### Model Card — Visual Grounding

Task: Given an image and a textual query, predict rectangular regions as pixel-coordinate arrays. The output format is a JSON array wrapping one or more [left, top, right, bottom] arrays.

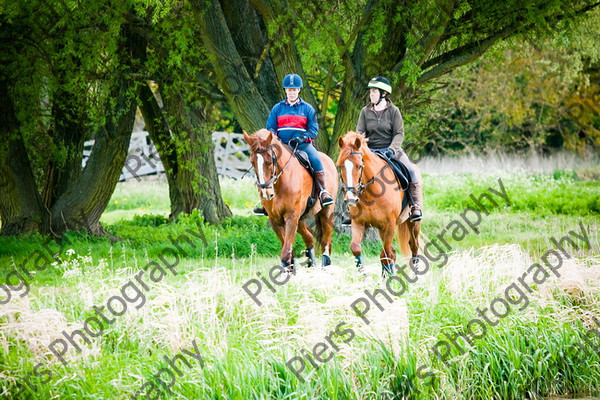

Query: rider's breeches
[[394, 152, 421, 183], [298, 142, 324, 172], [395, 152, 423, 210]]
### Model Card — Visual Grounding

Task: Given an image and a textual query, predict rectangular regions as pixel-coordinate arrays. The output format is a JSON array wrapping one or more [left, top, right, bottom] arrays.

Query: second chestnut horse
[[337, 131, 421, 277]]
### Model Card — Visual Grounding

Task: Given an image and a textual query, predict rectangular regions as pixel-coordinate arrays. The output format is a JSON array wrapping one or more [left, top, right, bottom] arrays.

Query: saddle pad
[[372, 149, 411, 190], [281, 144, 318, 219]]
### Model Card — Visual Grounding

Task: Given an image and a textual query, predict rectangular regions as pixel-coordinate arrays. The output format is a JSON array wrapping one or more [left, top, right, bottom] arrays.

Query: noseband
[[340, 150, 389, 198], [254, 144, 297, 191]]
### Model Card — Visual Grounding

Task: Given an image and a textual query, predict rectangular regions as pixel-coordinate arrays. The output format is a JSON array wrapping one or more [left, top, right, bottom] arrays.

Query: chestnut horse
[[244, 129, 338, 273], [337, 132, 421, 277]]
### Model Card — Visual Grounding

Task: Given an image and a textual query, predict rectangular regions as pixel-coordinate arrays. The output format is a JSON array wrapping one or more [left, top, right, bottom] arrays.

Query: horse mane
[[254, 128, 271, 140], [336, 131, 370, 166], [248, 128, 275, 152]]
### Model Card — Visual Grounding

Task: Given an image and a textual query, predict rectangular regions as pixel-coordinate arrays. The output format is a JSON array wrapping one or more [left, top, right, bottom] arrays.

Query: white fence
[[83, 131, 251, 181]]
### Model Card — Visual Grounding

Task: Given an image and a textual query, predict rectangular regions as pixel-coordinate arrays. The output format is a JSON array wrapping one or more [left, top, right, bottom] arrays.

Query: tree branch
[[417, 23, 520, 84]]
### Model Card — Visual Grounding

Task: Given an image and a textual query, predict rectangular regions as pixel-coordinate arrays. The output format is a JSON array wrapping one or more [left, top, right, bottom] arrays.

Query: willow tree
[[137, 3, 232, 223], [0, 0, 146, 236], [0, 0, 232, 235], [191, 0, 600, 156]]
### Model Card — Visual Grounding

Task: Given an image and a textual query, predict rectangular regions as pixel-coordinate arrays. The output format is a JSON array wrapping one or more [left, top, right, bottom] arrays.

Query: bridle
[[254, 144, 297, 192], [340, 150, 389, 198]]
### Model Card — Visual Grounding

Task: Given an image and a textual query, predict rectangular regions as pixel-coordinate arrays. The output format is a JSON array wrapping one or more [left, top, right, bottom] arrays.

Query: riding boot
[[408, 182, 423, 222], [253, 206, 268, 216], [253, 201, 268, 216], [314, 171, 334, 206]]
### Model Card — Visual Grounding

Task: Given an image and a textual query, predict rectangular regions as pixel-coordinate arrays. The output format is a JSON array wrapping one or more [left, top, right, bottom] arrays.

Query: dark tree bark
[[41, 56, 88, 210], [138, 84, 182, 218], [46, 22, 146, 235], [247, 0, 324, 146], [0, 78, 44, 235], [221, 0, 281, 108], [140, 83, 232, 223], [329, 0, 408, 157], [192, 0, 270, 132]]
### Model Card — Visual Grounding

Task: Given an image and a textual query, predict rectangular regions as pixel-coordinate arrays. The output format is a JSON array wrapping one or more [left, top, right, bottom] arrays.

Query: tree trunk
[[0, 78, 44, 235], [138, 84, 183, 218], [46, 22, 146, 235], [192, 0, 270, 132], [221, 0, 281, 108], [140, 83, 232, 223], [329, 0, 408, 157], [42, 66, 87, 209], [162, 87, 232, 223], [248, 0, 324, 146]]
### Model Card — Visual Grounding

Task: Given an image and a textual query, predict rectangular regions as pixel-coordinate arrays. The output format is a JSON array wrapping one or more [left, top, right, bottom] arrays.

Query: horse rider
[[254, 73, 334, 216], [342, 76, 423, 225]]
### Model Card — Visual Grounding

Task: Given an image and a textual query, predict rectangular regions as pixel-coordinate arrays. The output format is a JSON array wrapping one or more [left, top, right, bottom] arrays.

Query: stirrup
[[409, 205, 422, 222], [253, 206, 268, 216], [319, 191, 334, 206]]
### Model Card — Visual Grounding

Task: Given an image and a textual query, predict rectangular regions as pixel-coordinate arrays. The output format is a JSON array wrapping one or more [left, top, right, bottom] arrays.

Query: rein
[[340, 150, 390, 198]]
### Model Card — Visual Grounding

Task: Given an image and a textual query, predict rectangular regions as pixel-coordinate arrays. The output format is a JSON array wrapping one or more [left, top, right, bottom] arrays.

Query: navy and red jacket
[[266, 98, 318, 143]]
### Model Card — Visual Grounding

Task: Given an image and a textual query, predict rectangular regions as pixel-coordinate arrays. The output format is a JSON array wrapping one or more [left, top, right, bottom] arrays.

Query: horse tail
[[397, 221, 411, 259], [314, 213, 324, 253]]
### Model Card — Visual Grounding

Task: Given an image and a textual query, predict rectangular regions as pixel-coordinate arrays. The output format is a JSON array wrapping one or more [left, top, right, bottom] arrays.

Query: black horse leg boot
[[314, 171, 334, 206]]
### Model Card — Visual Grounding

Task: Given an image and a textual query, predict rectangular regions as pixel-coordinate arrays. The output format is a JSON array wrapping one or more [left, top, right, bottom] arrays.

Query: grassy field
[[1, 165, 599, 399]]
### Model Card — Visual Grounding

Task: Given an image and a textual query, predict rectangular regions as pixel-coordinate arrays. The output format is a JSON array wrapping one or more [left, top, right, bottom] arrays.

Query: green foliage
[[408, 8, 600, 156], [424, 173, 600, 216], [1, 170, 599, 398]]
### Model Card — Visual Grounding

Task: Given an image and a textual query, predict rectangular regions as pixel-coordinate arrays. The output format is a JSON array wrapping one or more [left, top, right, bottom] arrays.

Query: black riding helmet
[[367, 76, 392, 105]]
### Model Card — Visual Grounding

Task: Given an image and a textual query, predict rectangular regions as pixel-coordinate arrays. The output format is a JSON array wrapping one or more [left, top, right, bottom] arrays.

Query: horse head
[[336, 132, 370, 206], [243, 129, 282, 200]]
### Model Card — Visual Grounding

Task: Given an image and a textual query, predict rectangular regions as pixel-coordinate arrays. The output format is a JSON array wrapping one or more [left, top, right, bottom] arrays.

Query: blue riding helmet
[[283, 73, 303, 89]]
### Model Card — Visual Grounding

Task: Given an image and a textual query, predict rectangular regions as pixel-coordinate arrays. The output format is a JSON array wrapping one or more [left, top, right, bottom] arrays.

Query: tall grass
[[1, 246, 599, 399], [1, 169, 599, 399]]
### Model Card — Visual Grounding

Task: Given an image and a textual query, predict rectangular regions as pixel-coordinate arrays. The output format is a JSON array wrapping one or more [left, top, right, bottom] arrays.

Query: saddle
[[372, 148, 411, 211], [284, 145, 319, 220]]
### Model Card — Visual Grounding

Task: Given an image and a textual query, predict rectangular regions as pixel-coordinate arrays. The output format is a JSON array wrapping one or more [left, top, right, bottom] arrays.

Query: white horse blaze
[[256, 154, 268, 198], [344, 159, 358, 202]]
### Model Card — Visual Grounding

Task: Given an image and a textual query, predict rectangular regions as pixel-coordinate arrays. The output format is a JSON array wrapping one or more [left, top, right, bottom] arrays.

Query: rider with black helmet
[[342, 76, 423, 223]]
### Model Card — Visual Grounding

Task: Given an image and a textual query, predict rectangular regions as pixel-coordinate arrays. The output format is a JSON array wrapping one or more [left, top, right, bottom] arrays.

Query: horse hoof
[[322, 254, 331, 267], [381, 264, 394, 278], [410, 256, 421, 270], [356, 263, 366, 277], [284, 264, 296, 275], [305, 248, 317, 268]]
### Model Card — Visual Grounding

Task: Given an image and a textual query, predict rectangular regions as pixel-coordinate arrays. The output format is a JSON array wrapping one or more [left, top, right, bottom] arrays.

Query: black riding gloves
[[289, 133, 310, 147]]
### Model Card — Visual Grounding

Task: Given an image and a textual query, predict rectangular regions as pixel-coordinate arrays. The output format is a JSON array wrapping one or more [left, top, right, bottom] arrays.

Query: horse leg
[[351, 222, 366, 275], [378, 225, 397, 278], [297, 220, 317, 268], [280, 216, 299, 274], [407, 220, 422, 269], [271, 222, 285, 245], [316, 207, 335, 267]]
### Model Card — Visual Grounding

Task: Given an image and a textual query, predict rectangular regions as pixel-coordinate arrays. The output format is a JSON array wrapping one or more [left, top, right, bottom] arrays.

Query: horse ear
[[338, 137, 345, 149], [266, 130, 274, 145], [354, 137, 361, 150], [242, 130, 252, 144]]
